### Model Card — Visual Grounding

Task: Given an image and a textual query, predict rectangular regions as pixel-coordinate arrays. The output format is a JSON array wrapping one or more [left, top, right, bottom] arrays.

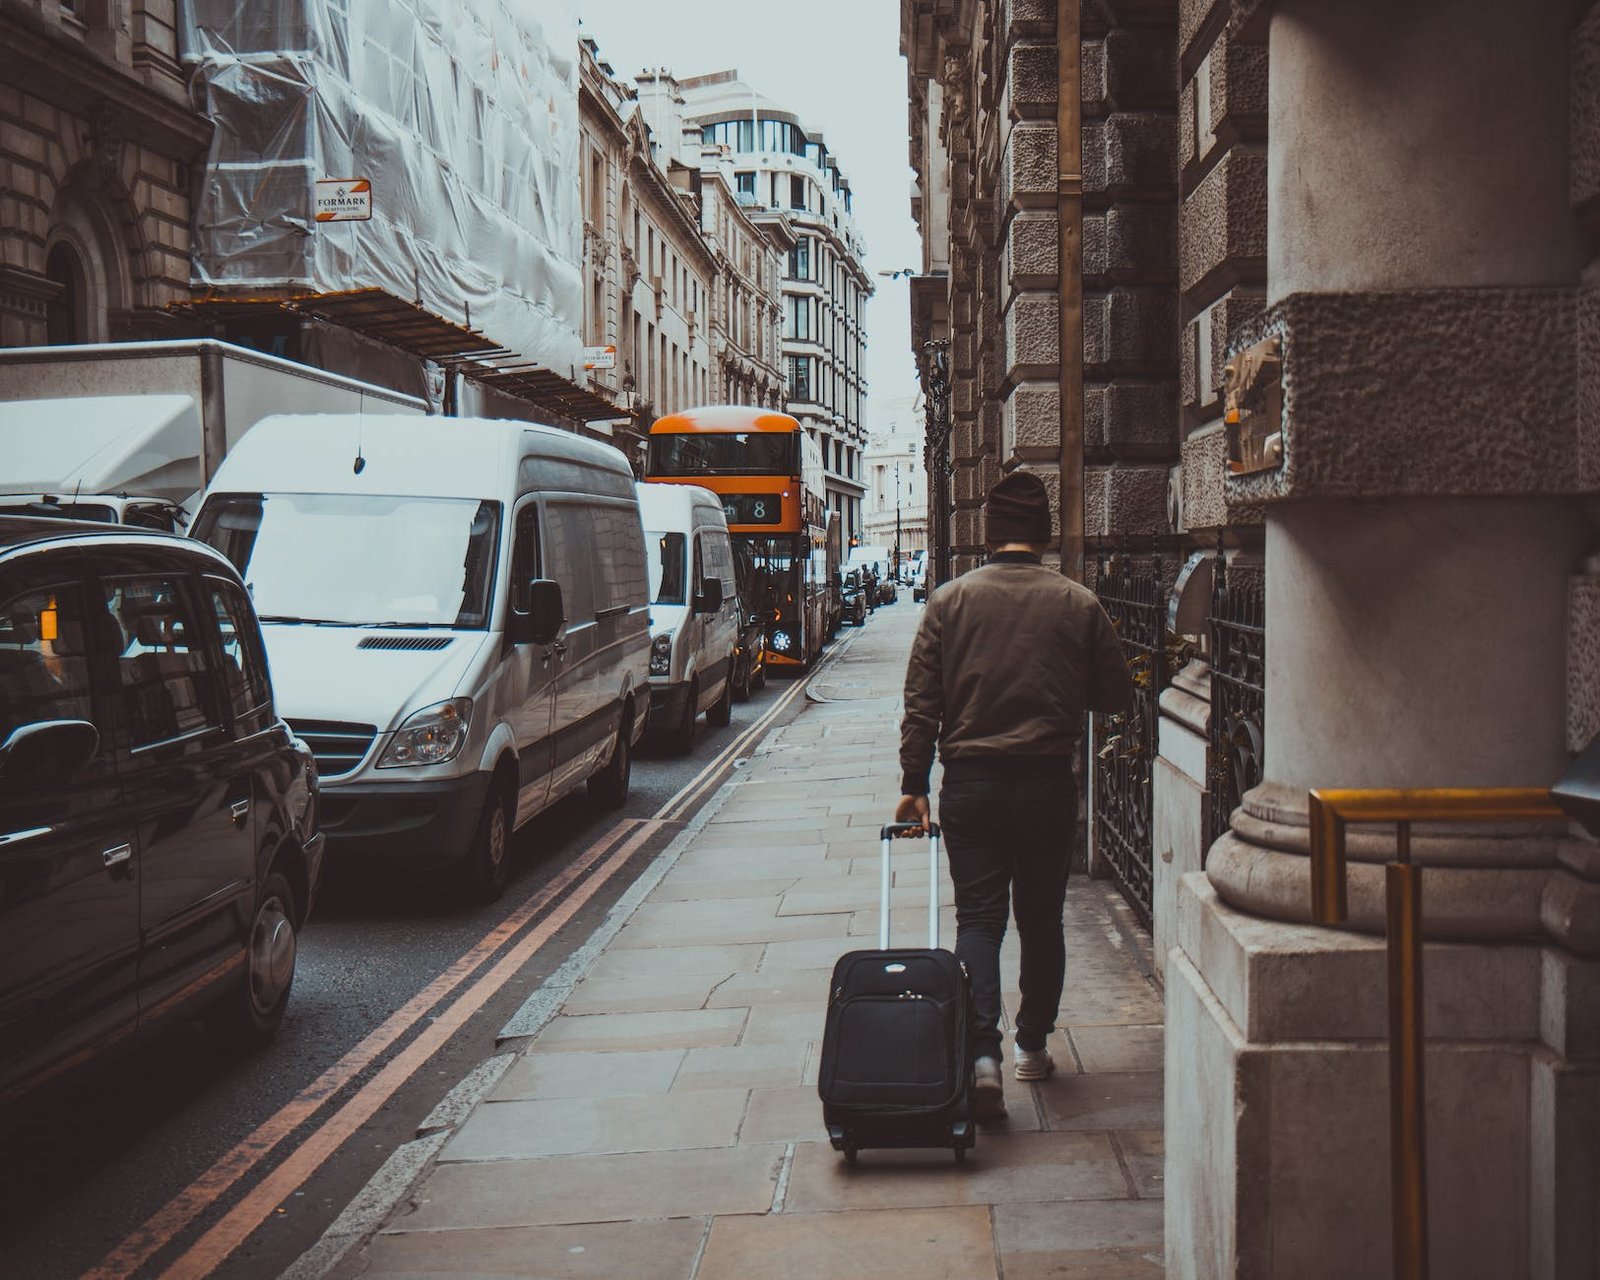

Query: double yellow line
[[93, 624, 862, 1278]]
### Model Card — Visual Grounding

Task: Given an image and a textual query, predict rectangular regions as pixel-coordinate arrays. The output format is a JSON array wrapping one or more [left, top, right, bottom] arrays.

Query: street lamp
[[893, 458, 902, 577]]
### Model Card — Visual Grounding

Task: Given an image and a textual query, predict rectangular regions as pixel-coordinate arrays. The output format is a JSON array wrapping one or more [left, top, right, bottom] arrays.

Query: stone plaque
[[1223, 335, 1283, 475]]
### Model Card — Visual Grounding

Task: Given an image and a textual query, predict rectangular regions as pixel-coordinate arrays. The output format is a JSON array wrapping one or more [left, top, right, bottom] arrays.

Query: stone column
[[1165, 2, 1600, 1278]]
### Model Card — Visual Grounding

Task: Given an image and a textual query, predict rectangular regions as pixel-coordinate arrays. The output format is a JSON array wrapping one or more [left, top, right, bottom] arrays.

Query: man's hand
[[894, 793, 931, 833]]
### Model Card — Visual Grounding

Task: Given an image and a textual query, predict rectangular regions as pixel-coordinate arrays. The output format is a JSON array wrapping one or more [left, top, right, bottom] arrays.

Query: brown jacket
[[899, 553, 1134, 795]]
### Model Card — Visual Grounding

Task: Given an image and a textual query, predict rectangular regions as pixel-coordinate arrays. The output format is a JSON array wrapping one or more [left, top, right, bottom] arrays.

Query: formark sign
[[314, 178, 372, 223]]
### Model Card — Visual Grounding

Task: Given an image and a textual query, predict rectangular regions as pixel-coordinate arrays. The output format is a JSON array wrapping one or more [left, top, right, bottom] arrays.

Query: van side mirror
[[695, 577, 723, 614], [0, 720, 99, 780], [512, 579, 565, 646]]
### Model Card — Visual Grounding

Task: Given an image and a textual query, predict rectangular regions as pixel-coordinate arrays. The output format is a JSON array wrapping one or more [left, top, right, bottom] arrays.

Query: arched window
[[45, 243, 88, 345]]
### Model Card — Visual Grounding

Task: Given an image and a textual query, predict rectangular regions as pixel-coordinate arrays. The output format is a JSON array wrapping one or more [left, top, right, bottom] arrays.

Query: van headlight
[[378, 697, 473, 768], [650, 633, 672, 676]]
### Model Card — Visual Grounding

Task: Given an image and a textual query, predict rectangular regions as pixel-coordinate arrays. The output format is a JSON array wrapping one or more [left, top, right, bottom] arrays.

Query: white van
[[192, 415, 651, 900], [636, 482, 739, 754], [847, 543, 895, 604]]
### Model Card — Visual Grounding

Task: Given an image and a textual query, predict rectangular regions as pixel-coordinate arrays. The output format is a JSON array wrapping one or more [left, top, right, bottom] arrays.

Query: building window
[[758, 119, 806, 155], [735, 171, 755, 203], [788, 236, 810, 281], [788, 355, 812, 403], [784, 295, 812, 342], [790, 175, 806, 211], [703, 120, 755, 152]]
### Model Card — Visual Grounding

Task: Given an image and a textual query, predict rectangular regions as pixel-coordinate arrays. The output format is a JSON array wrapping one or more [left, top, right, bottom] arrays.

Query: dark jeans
[[939, 773, 1076, 1061]]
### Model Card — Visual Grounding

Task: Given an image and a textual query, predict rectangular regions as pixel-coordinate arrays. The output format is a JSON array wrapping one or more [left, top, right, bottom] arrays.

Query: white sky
[[577, 0, 924, 438]]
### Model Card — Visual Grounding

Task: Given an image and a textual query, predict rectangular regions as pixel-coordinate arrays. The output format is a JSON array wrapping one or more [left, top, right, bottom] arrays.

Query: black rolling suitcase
[[817, 821, 975, 1162]]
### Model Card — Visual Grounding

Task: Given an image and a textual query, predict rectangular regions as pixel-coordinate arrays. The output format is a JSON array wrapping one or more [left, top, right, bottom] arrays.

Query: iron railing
[[1207, 545, 1265, 852], [1089, 549, 1168, 926]]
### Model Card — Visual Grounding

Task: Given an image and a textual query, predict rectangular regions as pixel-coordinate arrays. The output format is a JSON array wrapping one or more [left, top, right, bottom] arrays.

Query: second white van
[[637, 482, 740, 755], [193, 415, 651, 900]]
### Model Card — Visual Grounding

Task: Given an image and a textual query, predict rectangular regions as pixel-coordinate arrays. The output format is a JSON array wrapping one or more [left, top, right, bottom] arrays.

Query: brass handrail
[[1306, 787, 1568, 1280]]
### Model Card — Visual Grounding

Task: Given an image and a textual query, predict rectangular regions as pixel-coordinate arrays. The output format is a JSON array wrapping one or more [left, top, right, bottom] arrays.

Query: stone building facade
[[580, 44, 724, 464], [906, 0, 1600, 1276], [681, 151, 789, 415], [861, 395, 929, 559], [641, 69, 873, 541], [0, 0, 210, 347]]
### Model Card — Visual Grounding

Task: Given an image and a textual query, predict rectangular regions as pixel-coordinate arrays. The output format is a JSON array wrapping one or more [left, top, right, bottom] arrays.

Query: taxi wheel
[[208, 869, 298, 1049]]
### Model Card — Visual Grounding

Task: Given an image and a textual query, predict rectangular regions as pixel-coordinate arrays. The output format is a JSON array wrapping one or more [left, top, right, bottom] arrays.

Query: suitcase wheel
[[843, 1145, 859, 1164]]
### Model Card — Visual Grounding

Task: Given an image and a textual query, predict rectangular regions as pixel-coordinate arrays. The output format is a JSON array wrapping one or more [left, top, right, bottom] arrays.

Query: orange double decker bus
[[645, 405, 832, 673]]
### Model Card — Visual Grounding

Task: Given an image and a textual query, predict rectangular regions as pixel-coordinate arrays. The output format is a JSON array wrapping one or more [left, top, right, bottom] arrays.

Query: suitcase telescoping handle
[[878, 822, 943, 951]]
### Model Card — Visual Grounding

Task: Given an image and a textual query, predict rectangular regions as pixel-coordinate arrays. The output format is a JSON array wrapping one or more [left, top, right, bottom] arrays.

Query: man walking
[[896, 471, 1133, 1120]]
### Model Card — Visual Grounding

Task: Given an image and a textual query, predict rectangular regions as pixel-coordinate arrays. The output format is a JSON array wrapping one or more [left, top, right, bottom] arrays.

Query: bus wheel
[[667, 679, 698, 756]]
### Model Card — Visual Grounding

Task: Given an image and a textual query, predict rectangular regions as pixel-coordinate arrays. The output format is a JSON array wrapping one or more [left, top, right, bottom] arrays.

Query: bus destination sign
[[721, 494, 783, 525]]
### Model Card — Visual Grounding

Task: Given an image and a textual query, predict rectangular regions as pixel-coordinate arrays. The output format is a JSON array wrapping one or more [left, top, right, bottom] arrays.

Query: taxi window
[[206, 577, 273, 734], [0, 585, 94, 744], [101, 576, 220, 750]]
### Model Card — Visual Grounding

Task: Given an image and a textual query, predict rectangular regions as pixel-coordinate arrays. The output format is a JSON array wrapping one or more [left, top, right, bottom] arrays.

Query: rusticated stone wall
[[1175, 0, 1266, 538], [1081, 2, 1178, 549], [0, 0, 206, 346]]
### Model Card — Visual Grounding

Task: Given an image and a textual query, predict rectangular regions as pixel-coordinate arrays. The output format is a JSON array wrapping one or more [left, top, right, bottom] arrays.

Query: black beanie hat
[[984, 471, 1052, 545]]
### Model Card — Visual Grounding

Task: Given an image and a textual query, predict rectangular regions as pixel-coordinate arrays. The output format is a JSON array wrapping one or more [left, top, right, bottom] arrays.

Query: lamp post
[[920, 339, 952, 586], [894, 458, 902, 578]]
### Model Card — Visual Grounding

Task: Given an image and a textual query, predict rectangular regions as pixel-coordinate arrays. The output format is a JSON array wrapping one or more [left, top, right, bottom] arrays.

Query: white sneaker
[[974, 1055, 1006, 1120], [1014, 1047, 1055, 1081]]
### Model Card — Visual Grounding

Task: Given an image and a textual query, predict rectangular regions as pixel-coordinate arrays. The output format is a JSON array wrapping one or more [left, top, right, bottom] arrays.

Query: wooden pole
[[1057, 0, 1084, 582]]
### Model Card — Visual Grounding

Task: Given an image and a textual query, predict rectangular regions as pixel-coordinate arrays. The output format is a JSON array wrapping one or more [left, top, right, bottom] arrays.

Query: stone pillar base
[[1165, 873, 1600, 1280]]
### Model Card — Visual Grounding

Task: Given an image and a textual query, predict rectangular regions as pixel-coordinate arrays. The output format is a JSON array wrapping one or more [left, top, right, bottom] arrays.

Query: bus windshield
[[648, 431, 798, 477]]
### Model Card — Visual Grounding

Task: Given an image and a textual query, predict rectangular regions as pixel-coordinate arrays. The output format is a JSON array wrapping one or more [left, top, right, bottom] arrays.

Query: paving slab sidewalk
[[336, 602, 1166, 1280]]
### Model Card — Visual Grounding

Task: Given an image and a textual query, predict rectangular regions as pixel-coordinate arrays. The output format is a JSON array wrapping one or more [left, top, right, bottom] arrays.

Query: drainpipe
[[1057, 0, 1084, 582]]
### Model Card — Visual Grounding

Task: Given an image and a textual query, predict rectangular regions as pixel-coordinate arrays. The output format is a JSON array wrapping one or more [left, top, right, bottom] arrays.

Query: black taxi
[[0, 517, 322, 1110]]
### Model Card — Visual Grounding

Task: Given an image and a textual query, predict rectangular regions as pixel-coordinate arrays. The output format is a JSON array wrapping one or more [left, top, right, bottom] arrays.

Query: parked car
[[192, 415, 650, 901], [912, 561, 929, 603], [637, 482, 739, 754], [0, 517, 322, 1114], [729, 539, 767, 702], [840, 568, 870, 626]]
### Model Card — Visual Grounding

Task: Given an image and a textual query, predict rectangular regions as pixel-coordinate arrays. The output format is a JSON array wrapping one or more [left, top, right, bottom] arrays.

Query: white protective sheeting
[[181, 0, 583, 379], [0, 395, 203, 506]]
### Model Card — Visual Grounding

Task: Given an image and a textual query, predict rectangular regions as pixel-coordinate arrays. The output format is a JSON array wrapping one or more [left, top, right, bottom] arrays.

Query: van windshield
[[193, 493, 501, 629], [645, 531, 687, 605]]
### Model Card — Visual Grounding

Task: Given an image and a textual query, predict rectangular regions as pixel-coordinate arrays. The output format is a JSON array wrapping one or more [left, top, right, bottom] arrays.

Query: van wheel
[[666, 679, 698, 756], [207, 869, 298, 1050], [462, 782, 513, 902], [752, 660, 766, 692], [589, 709, 632, 809], [706, 667, 733, 727], [733, 654, 752, 702]]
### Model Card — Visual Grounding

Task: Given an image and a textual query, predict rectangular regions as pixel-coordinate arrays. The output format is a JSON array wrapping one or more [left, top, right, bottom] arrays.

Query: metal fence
[[1206, 552, 1266, 852], [1089, 551, 1168, 927]]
